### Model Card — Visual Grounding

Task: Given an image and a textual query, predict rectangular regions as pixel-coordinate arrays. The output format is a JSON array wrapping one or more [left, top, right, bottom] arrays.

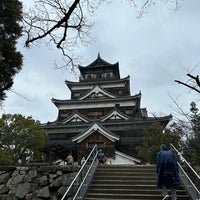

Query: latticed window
[[125, 110, 134, 114], [85, 73, 96, 79], [88, 111, 103, 118], [73, 93, 80, 97], [102, 72, 113, 79]]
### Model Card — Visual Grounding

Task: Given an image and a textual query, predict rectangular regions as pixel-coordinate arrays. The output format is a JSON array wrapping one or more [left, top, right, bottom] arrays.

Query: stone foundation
[[0, 164, 79, 200]]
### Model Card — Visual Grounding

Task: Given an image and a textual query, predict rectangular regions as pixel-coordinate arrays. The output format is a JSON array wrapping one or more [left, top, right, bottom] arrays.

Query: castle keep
[[42, 55, 171, 162]]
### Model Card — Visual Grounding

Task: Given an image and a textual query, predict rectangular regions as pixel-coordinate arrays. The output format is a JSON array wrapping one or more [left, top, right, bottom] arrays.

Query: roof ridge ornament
[[97, 52, 101, 59]]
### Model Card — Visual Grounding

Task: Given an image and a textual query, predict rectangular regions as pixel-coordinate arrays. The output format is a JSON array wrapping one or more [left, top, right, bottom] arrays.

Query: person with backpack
[[97, 149, 105, 164], [156, 144, 180, 200]]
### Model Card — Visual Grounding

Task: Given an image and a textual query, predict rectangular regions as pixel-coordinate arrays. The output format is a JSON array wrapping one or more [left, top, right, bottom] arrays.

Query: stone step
[[96, 166, 156, 172], [85, 197, 188, 200], [99, 165, 156, 168], [85, 165, 190, 200], [85, 193, 189, 199], [93, 175, 157, 180], [91, 179, 157, 185], [95, 171, 157, 176], [87, 188, 188, 195], [88, 183, 185, 190]]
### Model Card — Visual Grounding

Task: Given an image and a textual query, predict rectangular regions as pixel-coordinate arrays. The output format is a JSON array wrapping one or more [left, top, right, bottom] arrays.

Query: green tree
[[0, 114, 47, 165], [0, 0, 23, 101], [137, 122, 181, 164], [183, 102, 200, 165]]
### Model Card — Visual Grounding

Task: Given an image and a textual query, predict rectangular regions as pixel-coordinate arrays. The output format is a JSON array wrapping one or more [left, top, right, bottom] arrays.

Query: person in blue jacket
[[156, 144, 180, 200], [97, 149, 105, 164]]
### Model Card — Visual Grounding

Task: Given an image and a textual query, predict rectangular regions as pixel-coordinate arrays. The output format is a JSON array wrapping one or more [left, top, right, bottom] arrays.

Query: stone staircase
[[84, 165, 190, 200]]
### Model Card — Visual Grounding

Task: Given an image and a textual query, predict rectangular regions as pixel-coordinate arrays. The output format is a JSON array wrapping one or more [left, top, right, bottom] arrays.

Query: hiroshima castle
[[42, 54, 171, 163]]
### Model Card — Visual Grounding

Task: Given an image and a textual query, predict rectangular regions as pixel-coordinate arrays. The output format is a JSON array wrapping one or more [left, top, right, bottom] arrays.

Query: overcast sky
[[1, 0, 200, 123]]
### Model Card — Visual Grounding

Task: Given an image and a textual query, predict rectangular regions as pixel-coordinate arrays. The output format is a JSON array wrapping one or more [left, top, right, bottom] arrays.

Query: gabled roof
[[62, 111, 89, 124], [79, 85, 116, 100], [72, 122, 120, 143], [79, 53, 118, 69], [101, 107, 131, 122]]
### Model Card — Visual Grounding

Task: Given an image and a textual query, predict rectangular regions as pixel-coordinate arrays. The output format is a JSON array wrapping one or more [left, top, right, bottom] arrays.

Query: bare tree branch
[[22, 0, 184, 70], [22, 0, 103, 70], [175, 73, 200, 94], [130, 0, 184, 18], [187, 74, 200, 87], [168, 93, 191, 123], [25, 0, 80, 47]]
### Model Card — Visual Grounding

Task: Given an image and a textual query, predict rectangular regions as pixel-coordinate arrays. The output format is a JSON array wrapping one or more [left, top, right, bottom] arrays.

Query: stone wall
[[0, 164, 79, 200]]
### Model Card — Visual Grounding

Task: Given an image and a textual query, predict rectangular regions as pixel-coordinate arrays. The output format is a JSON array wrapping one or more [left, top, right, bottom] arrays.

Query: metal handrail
[[170, 143, 200, 180], [73, 151, 98, 199], [170, 143, 200, 200], [61, 145, 98, 200]]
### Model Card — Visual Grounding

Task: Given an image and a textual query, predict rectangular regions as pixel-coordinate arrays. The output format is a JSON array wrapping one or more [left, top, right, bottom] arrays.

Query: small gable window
[[74, 93, 80, 97], [86, 73, 96, 79], [102, 72, 113, 79]]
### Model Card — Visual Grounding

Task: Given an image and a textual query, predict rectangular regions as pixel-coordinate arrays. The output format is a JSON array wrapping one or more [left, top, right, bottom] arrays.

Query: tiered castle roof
[[42, 54, 172, 159]]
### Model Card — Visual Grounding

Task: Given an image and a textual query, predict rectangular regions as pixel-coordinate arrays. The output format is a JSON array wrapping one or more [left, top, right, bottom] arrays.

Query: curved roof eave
[[78, 54, 118, 69], [65, 75, 130, 90], [51, 92, 141, 107], [78, 62, 119, 70], [150, 114, 173, 122], [42, 114, 172, 128]]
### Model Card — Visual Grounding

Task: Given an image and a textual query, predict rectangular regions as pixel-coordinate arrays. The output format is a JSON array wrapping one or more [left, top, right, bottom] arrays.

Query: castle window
[[125, 110, 133, 114], [118, 90, 123, 95], [102, 73, 107, 78], [102, 72, 113, 79], [60, 111, 69, 118], [88, 111, 103, 117], [86, 73, 96, 79], [74, 93, 80, 97], [106, 72, 113, 78], [86, 74, 91, 79]]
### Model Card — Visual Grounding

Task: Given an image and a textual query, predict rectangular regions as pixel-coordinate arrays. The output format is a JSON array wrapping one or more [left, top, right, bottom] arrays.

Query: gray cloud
[[1, 0, 200, 122]]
